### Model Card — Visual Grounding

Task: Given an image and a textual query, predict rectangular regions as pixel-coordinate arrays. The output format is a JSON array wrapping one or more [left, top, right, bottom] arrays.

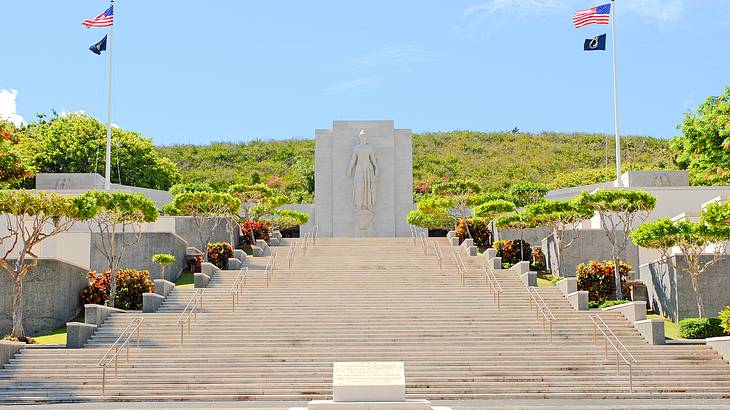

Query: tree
[[494, 211, 539, 263], [0, 191, 97, 339], [524, 200, 594, 276], [432, 181, 481, 238], [168, 192, 240, 260], [228, 183, 274, 221], [270, 209, 309, 231], [169, 182, 214, 196], [15, 113, 181, 190], [0, 140, 33, 187], [574, 190, 656, 299], [508, 182, 548, 207], [632, 205, 730, 317], [81, 191, 159, 308], [152, 253, 176, 281], [407, 196, 455, 231], [671, 86, 730, 185]]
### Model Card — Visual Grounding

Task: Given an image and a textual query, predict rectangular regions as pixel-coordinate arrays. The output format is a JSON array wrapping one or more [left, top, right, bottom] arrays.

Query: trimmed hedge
[[679, 318, 725, 339]]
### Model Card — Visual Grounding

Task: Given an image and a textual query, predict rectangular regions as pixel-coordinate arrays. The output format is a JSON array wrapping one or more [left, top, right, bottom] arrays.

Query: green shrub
[[576, 260, 631, 302], [207, 242, 233, 270], [719, 306, 730, 334], [599, 299, 631, 309], [80, 269, 154, 310], [501, 262, 513, 269], [679, 318, 725, 339]]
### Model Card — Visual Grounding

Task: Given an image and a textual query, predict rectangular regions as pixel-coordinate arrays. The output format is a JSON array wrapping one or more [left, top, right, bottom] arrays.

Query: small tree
[[0, 191, 97, 339], [152, 253, 176, 281], [524, 200, 594, 276], [509, 182, 548, 207], [575, 190, 656, 299], [432, 181, 481, 238], [407, 196, 455, 231], [494, 211, 539, 263], [81, 191, 159, 308], [228, 183, 275, 241], [169, 192, 240, 261], [270, 208, 309, 232], [632, 208, 730, 317]]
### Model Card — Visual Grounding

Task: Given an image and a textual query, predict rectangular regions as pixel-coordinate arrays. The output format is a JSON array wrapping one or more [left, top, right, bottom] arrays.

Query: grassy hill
[[156, 131, 677, 203]]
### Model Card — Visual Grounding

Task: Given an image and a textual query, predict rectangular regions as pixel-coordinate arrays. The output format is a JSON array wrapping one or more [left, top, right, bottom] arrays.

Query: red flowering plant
[[240, 220, 271, 244], [207, 242, 233, 270], [576, 261, 632, 302], [80, 269, 154, 310]]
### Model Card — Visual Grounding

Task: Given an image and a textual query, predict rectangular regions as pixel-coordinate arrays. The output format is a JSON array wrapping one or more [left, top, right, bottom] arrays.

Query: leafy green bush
[[599, 299, 631, 309], [679, 318, 725, 339], [207, 242, 233, 270], [80, 269, 154, 310], [501, 263, 513, 269], [576, 260, 631, 302], [719, 306, 730, 334]]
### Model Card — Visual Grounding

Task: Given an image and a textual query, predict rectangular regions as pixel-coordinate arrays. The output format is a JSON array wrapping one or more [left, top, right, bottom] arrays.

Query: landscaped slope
[[156, 131, 677, 201]]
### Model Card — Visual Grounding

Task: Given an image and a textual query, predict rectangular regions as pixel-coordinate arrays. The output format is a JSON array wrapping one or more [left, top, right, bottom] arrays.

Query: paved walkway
[[11, 399, 730, 409]]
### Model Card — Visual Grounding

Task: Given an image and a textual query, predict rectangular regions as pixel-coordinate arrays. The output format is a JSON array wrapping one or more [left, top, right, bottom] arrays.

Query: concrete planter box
[[706, 336, 730, 364], [601, 301, 647, 323], [0, 340, 25, 368]]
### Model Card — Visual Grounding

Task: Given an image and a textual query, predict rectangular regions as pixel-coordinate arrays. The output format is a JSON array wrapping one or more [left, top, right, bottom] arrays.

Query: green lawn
[[648, 314, 683, 340], [537, 271, 561, 287], [32, 314, 84, 345], [175, 271, 194, 288]]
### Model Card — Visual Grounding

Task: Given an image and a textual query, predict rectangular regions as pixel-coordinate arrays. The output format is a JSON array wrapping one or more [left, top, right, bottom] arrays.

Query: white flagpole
[[104, 0, 114, 190], [611, 0, 621, 185]]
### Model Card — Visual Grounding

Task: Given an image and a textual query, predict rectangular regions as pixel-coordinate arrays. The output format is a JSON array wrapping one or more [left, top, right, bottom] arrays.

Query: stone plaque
[[332, 361, 406, 402]]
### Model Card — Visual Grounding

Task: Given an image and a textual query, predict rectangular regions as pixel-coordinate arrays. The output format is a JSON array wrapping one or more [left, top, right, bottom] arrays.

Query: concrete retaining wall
[[89, 232, 187, 282], [542, 230, 639, 277], [640, 255, 730, 322], [495, 226, 552, 249], [0, 259, 88, 337], [174, 216, 239, 252]]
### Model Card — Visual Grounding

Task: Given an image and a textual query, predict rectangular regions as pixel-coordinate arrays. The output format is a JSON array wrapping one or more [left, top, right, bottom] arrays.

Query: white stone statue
[[346, 130, 379, 212]]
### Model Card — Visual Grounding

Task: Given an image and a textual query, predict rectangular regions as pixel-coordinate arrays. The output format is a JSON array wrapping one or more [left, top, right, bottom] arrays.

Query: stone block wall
[[174, 216, 239, 251], [640, 255, 730, 322], [90, 232, 187, 282], [542, 229, 639, 277], [0, 259, 88, 337]]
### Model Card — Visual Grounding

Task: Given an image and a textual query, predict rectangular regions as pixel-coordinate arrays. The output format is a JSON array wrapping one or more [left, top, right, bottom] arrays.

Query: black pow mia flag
[[584, 33, 607, 51]]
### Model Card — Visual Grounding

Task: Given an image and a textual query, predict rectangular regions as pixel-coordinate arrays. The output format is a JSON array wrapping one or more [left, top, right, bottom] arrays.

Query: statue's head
[[358, 129, 368, 144]]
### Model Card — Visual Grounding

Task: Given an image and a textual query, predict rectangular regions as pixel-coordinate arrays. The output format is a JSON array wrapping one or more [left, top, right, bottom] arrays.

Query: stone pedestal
[[291, 362, 449, 410], [314, 121, 413, 237]]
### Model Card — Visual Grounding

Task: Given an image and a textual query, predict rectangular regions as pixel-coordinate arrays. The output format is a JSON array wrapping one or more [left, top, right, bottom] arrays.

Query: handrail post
[[180, 323, 184, 347], [549, 321, 553, 344], [102, 367, 106, 397], [629, 365, 634, 394], [136, 324, 140, 349]]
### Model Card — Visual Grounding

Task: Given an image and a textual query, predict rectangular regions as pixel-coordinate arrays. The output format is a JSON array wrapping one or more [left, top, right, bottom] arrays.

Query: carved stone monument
[[291, 362, 449, 410], [314, 121, 413, 237]]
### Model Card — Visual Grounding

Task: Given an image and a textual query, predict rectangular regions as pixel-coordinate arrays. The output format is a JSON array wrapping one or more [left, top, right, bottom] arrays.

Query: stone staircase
[[1, 237, 729, 403]]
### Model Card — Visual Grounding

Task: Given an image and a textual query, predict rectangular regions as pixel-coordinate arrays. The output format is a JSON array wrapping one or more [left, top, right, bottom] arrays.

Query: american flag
[[82, 5, 114, 28], [573, 3, 611, 28]]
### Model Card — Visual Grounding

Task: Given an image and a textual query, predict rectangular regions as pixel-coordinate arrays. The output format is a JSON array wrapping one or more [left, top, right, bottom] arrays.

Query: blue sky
[[1, 1, 729, 145]]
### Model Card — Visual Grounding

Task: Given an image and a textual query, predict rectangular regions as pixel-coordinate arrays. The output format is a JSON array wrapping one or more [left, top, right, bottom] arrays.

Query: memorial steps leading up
[[1, 238, 730, 403]]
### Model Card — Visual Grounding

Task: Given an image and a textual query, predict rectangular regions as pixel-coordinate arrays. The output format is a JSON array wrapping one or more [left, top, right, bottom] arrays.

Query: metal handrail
[[420, 232, 429, 255], [263, 255, 275, 288], [97, 316, 144, 397], [482, 266, 503, 310], [301, 232, 311, 255], [527, 286, 556, 343], [312, 225, 319, 246], [287, 245, 295, 270], [452, 250, 466, 286], [177, 288, 204, 347], [590, 314, 638, 393], [431, 240, 443, 270], [410, 225, 417, 247], [229, 267, 249, 312]]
